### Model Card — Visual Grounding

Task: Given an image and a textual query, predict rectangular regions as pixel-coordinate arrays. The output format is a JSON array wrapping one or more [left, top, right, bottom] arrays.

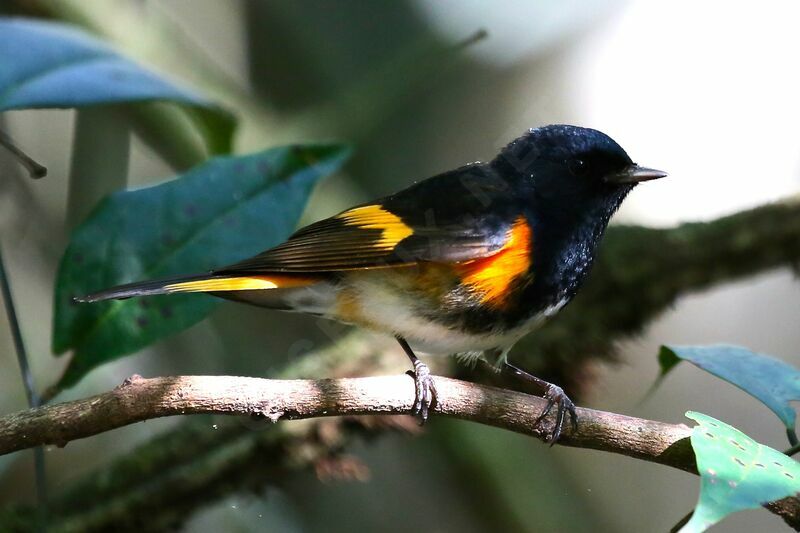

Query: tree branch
[[1, 373, 798, 530], [0, 374, 694, 468]]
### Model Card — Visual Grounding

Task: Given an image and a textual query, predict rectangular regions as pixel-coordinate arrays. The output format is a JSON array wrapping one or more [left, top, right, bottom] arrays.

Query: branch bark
[[1, 373, 799, 530], [0, 374, 695, 470]]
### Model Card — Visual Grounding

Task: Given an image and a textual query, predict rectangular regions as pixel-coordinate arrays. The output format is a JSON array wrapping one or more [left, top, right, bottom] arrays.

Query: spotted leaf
[[681, 411, 800, 532]]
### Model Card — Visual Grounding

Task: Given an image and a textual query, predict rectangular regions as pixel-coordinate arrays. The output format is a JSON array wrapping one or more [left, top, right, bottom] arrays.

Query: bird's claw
[[533, 383, 578, 445], [407, 360, 437, 424]]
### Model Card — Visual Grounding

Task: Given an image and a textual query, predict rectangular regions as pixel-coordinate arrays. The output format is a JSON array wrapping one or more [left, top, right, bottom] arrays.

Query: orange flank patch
[[455, 216, 532, 307], [164, 275, 317, 293], [336, 205, 413, 249]]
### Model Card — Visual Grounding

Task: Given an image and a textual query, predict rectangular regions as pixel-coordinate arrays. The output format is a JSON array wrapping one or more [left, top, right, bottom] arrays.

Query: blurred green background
[[1, 1, 799, 531]]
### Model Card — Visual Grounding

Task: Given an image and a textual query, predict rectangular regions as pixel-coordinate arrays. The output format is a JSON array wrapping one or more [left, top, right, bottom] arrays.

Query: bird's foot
[[406, 360, 437, 424], [534, 383, 578, 445], [500, 362, 578, 445]]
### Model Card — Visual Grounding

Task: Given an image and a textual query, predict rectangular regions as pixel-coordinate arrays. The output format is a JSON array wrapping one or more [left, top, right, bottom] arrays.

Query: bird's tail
[[75, 273, 318, 303]]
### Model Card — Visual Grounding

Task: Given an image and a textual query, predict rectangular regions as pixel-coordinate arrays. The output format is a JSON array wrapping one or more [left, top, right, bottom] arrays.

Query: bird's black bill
[[605, 165, 667, 184]]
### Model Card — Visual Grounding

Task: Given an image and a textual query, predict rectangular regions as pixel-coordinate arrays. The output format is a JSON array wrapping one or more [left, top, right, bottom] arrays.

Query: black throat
[[520, 183, 634, 315]]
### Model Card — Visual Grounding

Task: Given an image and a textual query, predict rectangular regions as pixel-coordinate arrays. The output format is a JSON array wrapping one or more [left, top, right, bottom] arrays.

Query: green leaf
[[52, 145, 350, 392], [681, 411, 800, 532], [658, 345, 800, 443], [0, 17, 235, 155]]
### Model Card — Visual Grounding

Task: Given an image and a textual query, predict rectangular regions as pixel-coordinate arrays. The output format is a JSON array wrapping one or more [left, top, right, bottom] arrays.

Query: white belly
[[325, 275, 548, 357]]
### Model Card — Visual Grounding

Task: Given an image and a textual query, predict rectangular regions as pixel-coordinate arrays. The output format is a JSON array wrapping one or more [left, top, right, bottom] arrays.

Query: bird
[[77, 124, 666, 443]]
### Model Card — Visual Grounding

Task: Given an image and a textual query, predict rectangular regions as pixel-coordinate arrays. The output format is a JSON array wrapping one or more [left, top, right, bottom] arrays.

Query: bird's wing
[[218, 164, 524, 274], [77, 164, 531, 302]]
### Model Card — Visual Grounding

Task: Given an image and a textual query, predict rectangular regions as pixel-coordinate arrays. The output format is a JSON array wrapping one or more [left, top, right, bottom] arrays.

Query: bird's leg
[[395, 336, 437, 424], [502, 361, 578, 445]]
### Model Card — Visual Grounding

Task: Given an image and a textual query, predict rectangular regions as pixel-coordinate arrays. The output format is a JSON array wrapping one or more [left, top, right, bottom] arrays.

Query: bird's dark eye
[[567, 158, 589, 177]]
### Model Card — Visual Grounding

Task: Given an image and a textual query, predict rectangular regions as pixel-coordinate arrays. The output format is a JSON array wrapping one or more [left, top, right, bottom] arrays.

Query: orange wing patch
[[164, 275, 317, 293], [455, 216, 532, 307], [337, 205, 413, 249]]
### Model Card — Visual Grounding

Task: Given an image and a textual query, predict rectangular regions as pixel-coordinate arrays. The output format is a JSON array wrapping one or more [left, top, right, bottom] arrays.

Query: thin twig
[[0, 244, 47, 529], [0, 130, 47, 179], [454, 28, 488, 50], [0, 247, 39, 408]]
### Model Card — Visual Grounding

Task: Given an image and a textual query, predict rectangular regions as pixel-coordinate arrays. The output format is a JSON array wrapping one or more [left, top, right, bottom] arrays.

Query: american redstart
[[78, 124, 666, 442]]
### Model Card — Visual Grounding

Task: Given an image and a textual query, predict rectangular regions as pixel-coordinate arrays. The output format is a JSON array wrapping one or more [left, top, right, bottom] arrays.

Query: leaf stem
[[0, 130, 47, 179], [670, 510, 693, 533], [783, 441, 800, 457], [787, 428, 799, 448], [0, 243, 48, 530]]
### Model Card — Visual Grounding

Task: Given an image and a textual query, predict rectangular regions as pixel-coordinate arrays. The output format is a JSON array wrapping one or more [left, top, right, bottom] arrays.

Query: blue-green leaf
[[52, 145, 350, 392], [0, 17, 235, 154], [659, 345, 800, 442], [681, 411, 800, 532]]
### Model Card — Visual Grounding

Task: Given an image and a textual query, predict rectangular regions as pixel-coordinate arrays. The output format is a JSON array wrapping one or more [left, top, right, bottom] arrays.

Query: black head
[[488, 125, 666, 317], [492, 124, 666, 220]]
